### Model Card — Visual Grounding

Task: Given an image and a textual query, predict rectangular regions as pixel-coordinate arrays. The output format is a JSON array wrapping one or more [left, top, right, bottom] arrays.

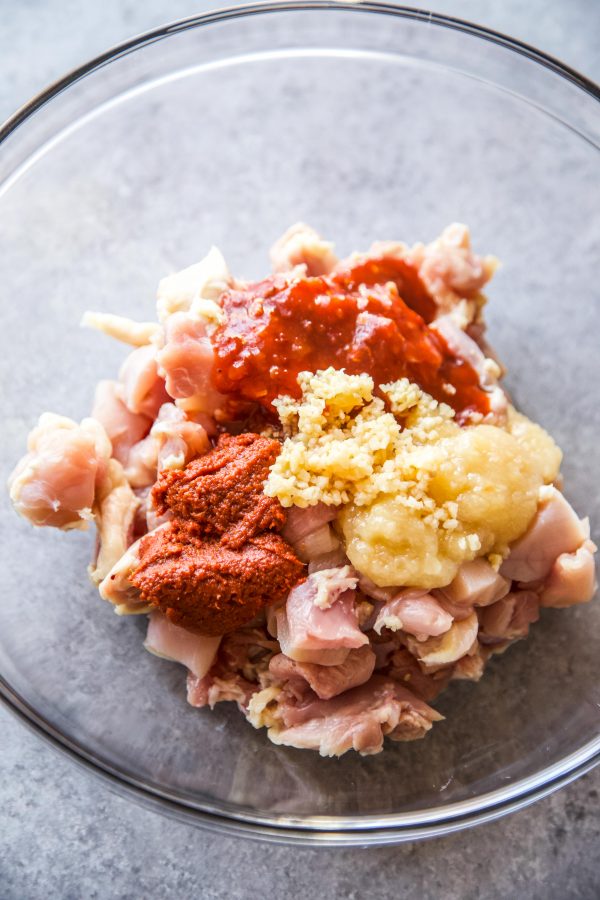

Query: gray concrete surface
[[1, 2, 599, 898]]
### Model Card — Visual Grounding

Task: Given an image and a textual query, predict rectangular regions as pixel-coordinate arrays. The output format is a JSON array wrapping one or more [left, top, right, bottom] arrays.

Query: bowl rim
[[3, 672, 600, 846], [1, 0, 599, 845], [1, 0, 599, 145]]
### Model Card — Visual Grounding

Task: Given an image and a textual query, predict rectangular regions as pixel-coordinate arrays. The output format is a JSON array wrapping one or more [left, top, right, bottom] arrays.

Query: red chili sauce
[[211, 257, 490, 421]]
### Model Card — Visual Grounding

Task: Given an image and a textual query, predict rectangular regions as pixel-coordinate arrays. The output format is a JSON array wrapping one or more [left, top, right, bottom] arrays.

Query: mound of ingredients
[[8, 222, 597, 757]]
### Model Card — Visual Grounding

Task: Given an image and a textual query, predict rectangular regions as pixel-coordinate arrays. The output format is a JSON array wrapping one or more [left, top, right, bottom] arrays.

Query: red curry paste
[[131, 434, 304, 634]]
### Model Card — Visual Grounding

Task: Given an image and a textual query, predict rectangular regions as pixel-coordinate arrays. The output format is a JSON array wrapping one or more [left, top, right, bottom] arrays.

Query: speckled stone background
[[1, 2, 599, 898]]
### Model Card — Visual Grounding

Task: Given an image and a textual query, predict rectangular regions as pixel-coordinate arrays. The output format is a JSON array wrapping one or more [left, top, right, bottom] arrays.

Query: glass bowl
[[1, 2, 599, 846]]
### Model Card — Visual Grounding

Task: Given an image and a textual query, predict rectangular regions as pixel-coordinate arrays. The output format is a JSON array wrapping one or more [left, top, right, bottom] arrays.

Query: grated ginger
[[265, 367, 562, 589]]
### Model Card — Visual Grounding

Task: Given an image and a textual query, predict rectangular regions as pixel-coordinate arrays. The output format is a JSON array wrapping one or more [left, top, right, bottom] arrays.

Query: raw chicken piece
[[273, 572, 368, 664], [466, 321, 506, 375], [98, 528, 170, 614], [218, 627, 280, 679], [281, 502, 338, 544], [90, 462, 139, 584], [123, 434, 158, 489], [151, 402, 211, 471], [478, 591, 539, 641], [81, 311, 160, 346], [310, 566, 358, 610], [269, 645, 376, 700], [281, 500, 340, 566], [308, 547, 349, 574], [123, 403, 212, 490], [156, 246, 230, 321], [407, 223, 497, 313], [119, 345, 169, 419], [144, 494, 172, 533], [431, 313, 507, 422], [357, 573, 397, 603], [92, 380, 151, 467], [292, 524, 340, 563], [501, 487, 589, 583], [187, 626, 278, 710], [432, 313, 490, 377], [438, 559, 510, 608], [248, 676, 442, 756], [373, 590, 453, 639], [187, 671, 256, 710], [539, 541, 597, 608], [270, 223, 338, 276], [369, 635, 398, 671], [385, 647, 453, 702], [145, 611, 221, 679], [132, 486, 151, 539], [156, 312, 227, 414], [434, 594, 475, 622], [450, 644, 488, 681], [8, 413, 111, 530], [407, 612, 479, 666]]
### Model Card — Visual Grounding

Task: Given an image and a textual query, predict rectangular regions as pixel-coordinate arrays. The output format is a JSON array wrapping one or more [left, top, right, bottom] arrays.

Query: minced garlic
[[266, 367, 562, 589], [265, 369, 456, 509]]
